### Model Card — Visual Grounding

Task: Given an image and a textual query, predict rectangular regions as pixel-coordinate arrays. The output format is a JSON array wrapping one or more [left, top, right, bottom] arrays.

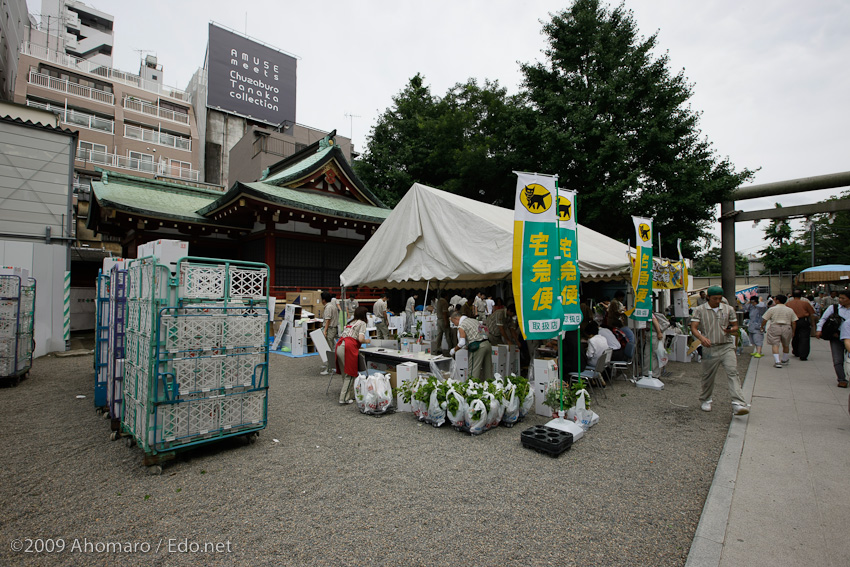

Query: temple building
[[87, 131, 390, 292]]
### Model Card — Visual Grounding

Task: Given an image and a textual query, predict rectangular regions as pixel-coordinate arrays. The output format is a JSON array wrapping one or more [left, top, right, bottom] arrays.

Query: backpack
[[612, 327, 629, 350], [820, 305, 844, 340]]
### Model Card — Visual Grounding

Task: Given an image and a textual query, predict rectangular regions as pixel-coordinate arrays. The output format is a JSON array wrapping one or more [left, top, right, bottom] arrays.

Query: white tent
[[340, 183, 633, 289]]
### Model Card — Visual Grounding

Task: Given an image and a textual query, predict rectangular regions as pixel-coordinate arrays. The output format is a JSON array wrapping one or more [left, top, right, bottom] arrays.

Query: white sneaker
[[320, 370, 330, 375], [732, 403, 750, 416], [700, 400, 712, 412], [774, 362, 783, 368], [781, 359, 789, 365]]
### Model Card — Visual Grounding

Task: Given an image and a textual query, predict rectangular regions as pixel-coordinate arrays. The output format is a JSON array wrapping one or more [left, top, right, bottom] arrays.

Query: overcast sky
[[55, 0, 850, 256]]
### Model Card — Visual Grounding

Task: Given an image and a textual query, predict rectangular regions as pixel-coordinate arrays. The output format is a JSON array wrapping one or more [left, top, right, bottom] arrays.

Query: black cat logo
[[639, 223, 651, 242], [520, 184, 551, 214], [558, 196, 572, 221]]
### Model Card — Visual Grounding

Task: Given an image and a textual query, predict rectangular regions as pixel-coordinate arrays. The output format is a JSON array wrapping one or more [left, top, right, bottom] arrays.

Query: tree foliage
[[692, 246, 749, 276], [355, 0, 754, 256], [518, 0, 753, 255], [759, 204, 809, 274], [354, 74, 531, 207], [806, 191, 850, 266]]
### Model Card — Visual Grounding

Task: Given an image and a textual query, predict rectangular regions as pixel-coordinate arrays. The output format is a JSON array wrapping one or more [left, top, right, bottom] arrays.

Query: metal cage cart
[[0, 274, 36, 385], [120, 255, 270, 472], [94, 271, 110, 409], [106, 266, 127, 432]]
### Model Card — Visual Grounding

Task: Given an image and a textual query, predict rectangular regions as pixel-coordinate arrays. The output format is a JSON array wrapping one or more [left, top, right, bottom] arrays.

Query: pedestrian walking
[[786, 289, 816, 360], [689, 286, 750, 416], [742, 296, 767, 358], [760, 294, 798, 368], [815, 289, 850, 388]]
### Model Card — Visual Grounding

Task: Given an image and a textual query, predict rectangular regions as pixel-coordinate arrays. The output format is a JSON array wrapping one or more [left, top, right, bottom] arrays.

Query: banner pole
[[555, 176, 564, 414]]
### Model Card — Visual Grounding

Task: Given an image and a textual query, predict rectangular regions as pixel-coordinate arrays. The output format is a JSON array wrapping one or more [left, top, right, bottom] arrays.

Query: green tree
[[806, 191, 850, 265], [518, 0, 754, 257], [759, 204, 809, 274], [692, 246, 749, 276], [354, 75, 530, 207]]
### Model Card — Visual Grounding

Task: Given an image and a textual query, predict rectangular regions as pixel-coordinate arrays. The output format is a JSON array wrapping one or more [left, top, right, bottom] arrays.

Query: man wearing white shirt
[[816, 289, 850, 388]]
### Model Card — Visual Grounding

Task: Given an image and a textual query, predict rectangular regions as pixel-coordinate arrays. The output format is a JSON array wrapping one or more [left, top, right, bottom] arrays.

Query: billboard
[[207, 23, 297, 127]]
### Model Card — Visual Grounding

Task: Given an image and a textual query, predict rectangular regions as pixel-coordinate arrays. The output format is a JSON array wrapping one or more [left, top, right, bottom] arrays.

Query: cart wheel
[[102, 411, 110, 420], [146, 465, 163, 476], [125, 437, 136, 448], [110, 431, 120, 441]]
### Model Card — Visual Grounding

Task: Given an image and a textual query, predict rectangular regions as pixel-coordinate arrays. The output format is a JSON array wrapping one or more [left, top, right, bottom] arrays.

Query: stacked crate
[[0, 270, 36, 383], [93, 271, 110, 408], [121, 251, 270, 461], [106, 264, 127, 424]]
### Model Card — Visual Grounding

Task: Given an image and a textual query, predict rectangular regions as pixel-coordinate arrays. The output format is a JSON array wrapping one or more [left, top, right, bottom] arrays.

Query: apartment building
[[0, 0, 31, 100]]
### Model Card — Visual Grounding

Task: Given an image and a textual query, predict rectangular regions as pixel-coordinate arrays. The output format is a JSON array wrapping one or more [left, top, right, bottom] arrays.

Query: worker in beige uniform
[[474, 292, 487, 322], [320, 292, 339, 375], [760, 294, 798, 369], [690, 286, 750, 416], [373, 293, 390, 339], [450, 310, 493, 382], [435, 291, 454, 353]]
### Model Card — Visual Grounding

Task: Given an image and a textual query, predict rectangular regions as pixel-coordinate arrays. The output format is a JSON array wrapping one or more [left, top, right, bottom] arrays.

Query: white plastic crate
[[174, 356, 223, 393], [223, 313, 266, 348], [222, 352, 263, 389], [179, 264, 225, 300], [161, 312, 224, 352], [229, 267, 267, 299]]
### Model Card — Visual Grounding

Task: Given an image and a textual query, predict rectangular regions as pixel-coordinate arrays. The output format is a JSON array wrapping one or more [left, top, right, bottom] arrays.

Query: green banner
[[629, 216, 653, 321], [512, 173, 564, 340], [557, 191, 582, 329]]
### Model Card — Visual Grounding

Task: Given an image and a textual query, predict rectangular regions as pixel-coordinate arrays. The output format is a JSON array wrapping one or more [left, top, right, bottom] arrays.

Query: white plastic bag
[[363, 375, 379, 413], [485, 392, 503, 429], [465, 399, 488, 435], [656, 341, 669, 368], [567, 389, 597, 430], [519, 387, 534, 418], [410, 377, 428, 420], [353, 374, 367, 412], [501, 384, 520, 426], [427, 388, 446, 427], [446, 388, 467, 427], [374, 374, 392, 413]]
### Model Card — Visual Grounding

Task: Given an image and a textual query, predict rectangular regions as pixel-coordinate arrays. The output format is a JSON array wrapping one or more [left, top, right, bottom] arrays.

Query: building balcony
[[123, 97, 189, 125], [124, 124, 191, 151], [21, 42, 190, 102], [76, 149, 200, 181], [28, 69, 114, 105], [26, 100, 115, 134]]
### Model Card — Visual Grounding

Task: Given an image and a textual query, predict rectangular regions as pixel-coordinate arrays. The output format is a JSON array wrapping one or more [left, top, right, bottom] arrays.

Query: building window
[[79, 141, 107, 160], [128, 150, 155, 173]]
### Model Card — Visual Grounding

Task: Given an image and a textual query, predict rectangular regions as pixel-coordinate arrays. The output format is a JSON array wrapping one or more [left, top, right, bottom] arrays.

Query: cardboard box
[[505, 344, 521, 376], [491, 345, 508, 377], [534, 380, 551, 417], [394, 362, 418, 412], [151, 239, 188, 273], [454, 349, 468, 381], [532, 358, 558, 384], [102, 257, 125, 273], [372, 339, 399, 350]]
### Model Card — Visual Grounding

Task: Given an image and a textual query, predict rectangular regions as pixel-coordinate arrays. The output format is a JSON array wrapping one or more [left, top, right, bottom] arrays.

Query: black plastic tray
[[520, 425, 573, 457]]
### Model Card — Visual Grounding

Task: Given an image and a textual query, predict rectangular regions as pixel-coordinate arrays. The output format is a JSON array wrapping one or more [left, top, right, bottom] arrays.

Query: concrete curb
[[685, 354, 758, 567]]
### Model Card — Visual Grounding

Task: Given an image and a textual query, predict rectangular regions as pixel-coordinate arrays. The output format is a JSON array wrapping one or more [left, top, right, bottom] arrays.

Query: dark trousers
[[791, 319, 811, 359], [828, 339, 847, 382]]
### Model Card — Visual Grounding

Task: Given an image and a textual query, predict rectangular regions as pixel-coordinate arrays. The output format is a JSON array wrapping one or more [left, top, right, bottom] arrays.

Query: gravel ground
[[0, 346, 750, 567]]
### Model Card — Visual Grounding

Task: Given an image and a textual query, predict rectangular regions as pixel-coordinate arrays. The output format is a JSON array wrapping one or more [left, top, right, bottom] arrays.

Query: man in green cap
[[690, 285, 750, 416]]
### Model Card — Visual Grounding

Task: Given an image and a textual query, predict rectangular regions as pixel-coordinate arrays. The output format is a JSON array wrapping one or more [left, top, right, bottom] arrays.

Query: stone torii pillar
[[720, 171, 850, 306]]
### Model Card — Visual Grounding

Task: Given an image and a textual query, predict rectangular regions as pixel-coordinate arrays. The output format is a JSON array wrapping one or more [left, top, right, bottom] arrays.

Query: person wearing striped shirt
[[690, 286, 750, 416]]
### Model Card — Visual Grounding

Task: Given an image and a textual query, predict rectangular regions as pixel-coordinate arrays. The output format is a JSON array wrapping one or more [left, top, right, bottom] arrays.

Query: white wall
[[0, 239, 68, 356]]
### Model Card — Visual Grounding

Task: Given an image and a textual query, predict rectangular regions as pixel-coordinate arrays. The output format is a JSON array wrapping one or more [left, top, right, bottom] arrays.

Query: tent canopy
[[797, 264, 850, 284], [340, 183, 632, 289]]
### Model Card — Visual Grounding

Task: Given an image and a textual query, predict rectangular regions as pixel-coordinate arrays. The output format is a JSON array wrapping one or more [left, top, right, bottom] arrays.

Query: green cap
[[706, 285, 724, 297]]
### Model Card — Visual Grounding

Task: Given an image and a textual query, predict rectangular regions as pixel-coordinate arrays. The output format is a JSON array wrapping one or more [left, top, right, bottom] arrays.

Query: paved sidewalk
[[687, 339, 850, 567]]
